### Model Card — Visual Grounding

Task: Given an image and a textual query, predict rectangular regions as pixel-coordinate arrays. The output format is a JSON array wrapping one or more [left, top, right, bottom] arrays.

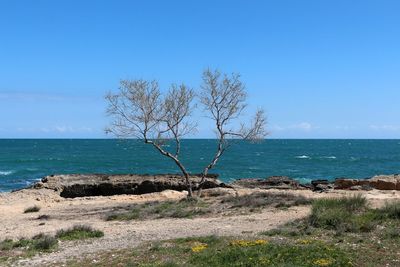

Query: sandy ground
[[1, 187, 400, 266]]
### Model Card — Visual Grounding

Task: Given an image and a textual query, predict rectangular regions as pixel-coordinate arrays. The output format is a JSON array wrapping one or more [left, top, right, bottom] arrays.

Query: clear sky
[[1, 0, 399, 138]]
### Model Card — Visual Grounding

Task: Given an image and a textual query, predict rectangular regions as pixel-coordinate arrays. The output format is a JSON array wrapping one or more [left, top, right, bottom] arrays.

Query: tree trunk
[[184, 172, 193, 198]]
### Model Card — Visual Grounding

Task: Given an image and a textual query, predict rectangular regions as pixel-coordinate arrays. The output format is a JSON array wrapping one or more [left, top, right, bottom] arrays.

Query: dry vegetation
[[105, 192, 311, 221]]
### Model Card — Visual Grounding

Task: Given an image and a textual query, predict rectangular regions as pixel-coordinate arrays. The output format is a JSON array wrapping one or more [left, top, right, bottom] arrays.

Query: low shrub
[[0, 234, 57, 252], [384, 226, 400, 239], [0, 239, 14, 251], [308, 195, 374, 233], [376, 201, 400, 220], [56, 225, 104, 241], [31, 235, 58, 251]]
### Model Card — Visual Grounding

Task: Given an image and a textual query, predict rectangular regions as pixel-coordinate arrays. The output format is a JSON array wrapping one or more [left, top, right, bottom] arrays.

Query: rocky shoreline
[[27, 173, 400, 198]]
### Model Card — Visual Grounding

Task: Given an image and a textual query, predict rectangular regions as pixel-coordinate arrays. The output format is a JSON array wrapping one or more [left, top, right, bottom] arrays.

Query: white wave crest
[[322, 156, 336, 159], [0, 170, 14, 176], [295, 155, 310, 159]]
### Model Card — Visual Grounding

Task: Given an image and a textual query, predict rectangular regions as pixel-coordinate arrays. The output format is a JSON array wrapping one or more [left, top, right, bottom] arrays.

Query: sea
[[1, 139, 400, 192]]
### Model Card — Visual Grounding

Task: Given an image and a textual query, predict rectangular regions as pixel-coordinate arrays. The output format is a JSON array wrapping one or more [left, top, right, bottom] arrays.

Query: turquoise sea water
[[1, 139, 400, 192]]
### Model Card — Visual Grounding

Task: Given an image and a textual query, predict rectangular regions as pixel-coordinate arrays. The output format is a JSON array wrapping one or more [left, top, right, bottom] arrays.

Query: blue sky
[[0, 0, 399, 138]]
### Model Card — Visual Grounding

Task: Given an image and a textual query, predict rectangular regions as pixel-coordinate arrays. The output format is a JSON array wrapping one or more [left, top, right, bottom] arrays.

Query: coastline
[[1, 173, 400, 266]]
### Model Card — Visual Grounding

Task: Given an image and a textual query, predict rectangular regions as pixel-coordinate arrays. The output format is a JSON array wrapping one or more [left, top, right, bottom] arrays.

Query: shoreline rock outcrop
[[335, 174, 400, 190], [33, 174, 225, 198], [28, 173, 400, 198], [231, 176, 301, 190]]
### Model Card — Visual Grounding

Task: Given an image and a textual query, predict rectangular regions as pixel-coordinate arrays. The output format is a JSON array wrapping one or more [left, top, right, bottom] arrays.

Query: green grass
[[0, 234, 57, 252], [24, 205, 41, 213], [308, 196, 400, 235], [308, 195, 377, 233], [375, 201, 400, 220], [62, 236, 352, 267], [261, 196, 400, 267], [56, 225, 104, 241], [190, 241, 350, 267], [0, 226, 103, 264]]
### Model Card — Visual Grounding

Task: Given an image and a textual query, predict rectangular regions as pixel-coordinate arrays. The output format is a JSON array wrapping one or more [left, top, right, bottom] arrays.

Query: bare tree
[[105, 80, 196, 197], [105, 70, 267, 198], [198, 69, 267, 193]]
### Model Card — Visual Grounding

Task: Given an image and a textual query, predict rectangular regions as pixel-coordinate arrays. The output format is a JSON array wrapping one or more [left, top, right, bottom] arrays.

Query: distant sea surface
[[1, 139, 400, 192]]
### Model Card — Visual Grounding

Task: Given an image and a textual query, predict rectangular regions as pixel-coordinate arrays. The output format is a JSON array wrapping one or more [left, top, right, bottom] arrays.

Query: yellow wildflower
[[314, 258, 333, 266], [297, 239, 313, 245], [254, 239, 268, 245], [191, 243, 208, 252], [259, 256, 270, 264]]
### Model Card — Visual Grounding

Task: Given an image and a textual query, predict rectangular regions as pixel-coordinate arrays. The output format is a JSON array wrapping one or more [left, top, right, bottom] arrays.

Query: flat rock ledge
[[33, 174, 226, 198], [233, 175, 400, 192], [29, 173, 400, 198], [231, 176, 302, 190], [335, 174, 400, 190]]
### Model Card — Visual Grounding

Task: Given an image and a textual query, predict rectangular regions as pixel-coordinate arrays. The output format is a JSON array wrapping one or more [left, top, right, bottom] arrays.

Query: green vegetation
[[375, 200, 400, 219], [307, 196, 400, 235], [106, 192, 311, 221], [0, 225, 103, 264], [308, 195, 377, 233], [23, 205, 41, 213], [56, 225, 104, 241], [261, 195, 400, 266], [64, 195, 400, 266], [0, 234, 57, 253], [64, 236, 351, 267], [5, 196, 400, 266]]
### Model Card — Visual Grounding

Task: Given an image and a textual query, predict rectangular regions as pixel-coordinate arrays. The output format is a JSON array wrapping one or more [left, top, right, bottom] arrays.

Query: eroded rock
[[35, 174, 226, 198], [335, 174, 400, 191], [232, 176, 300, 190], [311, 180, 334, 192]]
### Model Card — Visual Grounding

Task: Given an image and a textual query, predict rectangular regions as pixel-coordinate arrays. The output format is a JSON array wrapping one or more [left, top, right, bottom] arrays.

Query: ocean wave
[[249, 166, 260, 170], [295, 155, 310, 159], [321, 156, 336, 159], [0, 170, 14, 176]]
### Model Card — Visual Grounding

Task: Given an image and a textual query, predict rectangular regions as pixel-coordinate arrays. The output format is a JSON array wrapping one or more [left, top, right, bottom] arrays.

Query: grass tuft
[[31, 235, 58, 251], [56, 225, 104, 241], [0, 234, 57, 252], [308, 195, 374, 233], [24, 205, 41, 213], [376, 201, 400, 220], [36, 214, 50, 220]]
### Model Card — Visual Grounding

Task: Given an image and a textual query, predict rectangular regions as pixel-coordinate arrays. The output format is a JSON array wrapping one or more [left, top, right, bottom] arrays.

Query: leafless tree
[[105, 80, 196, 197], [105, 70, 267, 198], [198, 69, 268, 193]]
